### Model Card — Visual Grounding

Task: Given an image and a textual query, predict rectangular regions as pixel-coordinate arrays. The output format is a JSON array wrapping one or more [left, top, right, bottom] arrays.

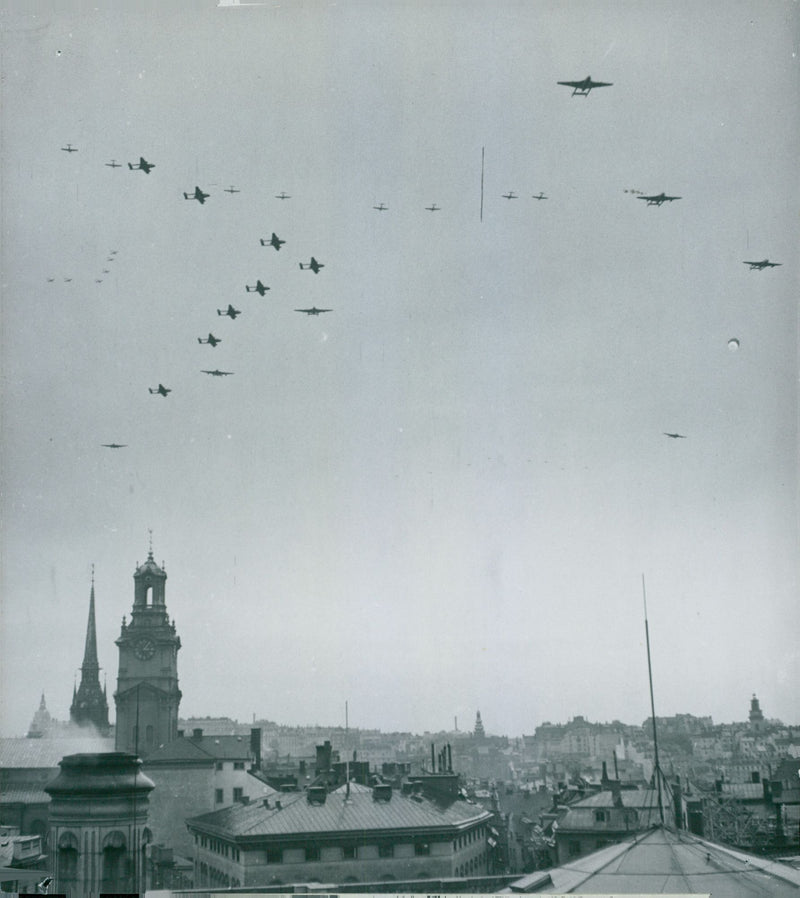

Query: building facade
[[186, 783, 493, 888]]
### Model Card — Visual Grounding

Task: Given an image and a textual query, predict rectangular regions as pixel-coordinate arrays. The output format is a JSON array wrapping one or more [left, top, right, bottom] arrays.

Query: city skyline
[[1, 2, 797, 739]]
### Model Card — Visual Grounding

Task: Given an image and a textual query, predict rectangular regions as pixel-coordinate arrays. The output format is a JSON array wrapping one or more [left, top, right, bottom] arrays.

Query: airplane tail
[[260, 239, 267, 246], [128, 163, 135, 169]]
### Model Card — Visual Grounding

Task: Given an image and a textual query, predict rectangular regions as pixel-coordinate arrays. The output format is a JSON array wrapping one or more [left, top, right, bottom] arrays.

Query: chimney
[[447, 743, 452, 773], [372, 784, 392, 802], [250, 728, 262, 768], [601, 761, 609, 786], [431, 743, 435, 772]]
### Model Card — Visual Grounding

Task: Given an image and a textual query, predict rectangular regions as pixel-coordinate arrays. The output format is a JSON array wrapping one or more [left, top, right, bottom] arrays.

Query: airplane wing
[[557, 80, 582, 88]]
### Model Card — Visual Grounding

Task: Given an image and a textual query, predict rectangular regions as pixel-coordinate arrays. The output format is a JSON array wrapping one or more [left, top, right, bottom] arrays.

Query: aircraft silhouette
[[217, 304, 241, 319], [245, 280, 270, 295], [149, 384, 171, 397], [532, 192, 548, 200], [260, 233, 285, 250], [129, 156, 155, 173], [557, 76, 613, 96], [299, 257, 324, 273], [105, 159, 122, 168], [663, 432, 687, 439], [275, 192, 291, 200], [295, 307, 331, 316], [502, 191, 518, 200], [202, 369, 234, 376], [425, 203, 441, 212], [637, 193, 681, 206], [101, 443, 127, 449], [224, 185, 240, 194], [184, 186, 210, 204], [373, 203, 388, 211], [61, 143, 77, 153], [743, 259, 781, 270], [198, 333, 221, 347]]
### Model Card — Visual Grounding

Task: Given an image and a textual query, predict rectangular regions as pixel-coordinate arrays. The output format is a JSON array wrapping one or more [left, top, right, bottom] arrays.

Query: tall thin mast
[[642, 574, 664, 825]]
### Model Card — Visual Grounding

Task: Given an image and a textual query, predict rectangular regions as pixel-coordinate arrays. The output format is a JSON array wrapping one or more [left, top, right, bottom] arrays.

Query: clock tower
[[114, 543, 181, 756]]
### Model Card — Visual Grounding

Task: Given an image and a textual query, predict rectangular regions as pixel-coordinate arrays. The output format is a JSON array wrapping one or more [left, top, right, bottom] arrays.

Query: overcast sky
[[1, 1, 797, 740]]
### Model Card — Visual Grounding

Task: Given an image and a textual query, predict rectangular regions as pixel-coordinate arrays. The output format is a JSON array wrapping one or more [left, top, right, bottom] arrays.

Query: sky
[[1, 0, 797, 740]]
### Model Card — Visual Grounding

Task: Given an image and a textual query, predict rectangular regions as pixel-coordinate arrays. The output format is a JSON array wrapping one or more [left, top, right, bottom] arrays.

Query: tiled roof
[[187, 788, 492, 840], [512, 825, 800, 894], [144, 735, 252, 764], [0, 737, 115, 768]]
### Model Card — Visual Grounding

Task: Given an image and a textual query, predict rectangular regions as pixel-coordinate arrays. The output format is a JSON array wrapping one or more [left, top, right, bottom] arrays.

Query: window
[[414, 841, 430, 856], [568, 840, 582, 857], [305, 846, 319, 862], [378, 844, 394, 858], [215, 761, 224, 771], [342, 845, 356, 860], [594, 810, 608, 822], [266, 847, 282, 864], [234, 761, 245, 770], [215, 789, 224, 804], [233, 787, 244, 802]]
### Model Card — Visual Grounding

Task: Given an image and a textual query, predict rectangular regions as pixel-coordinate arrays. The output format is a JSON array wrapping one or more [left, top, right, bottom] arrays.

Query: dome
[[134, 550, 166, 579]]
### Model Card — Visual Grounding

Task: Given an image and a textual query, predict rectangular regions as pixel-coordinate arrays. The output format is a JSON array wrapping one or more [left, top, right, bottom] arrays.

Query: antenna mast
[[642, 574, 665, 825]]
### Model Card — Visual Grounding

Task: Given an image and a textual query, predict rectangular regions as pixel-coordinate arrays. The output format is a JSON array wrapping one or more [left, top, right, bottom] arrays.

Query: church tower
[[70, 568, 110, 733], [114, 541, 181, 755]]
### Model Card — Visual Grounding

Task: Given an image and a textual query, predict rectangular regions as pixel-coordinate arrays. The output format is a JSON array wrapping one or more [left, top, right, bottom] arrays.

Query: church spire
[[70, 566, 109, 733], [81, 565, 100, 672]]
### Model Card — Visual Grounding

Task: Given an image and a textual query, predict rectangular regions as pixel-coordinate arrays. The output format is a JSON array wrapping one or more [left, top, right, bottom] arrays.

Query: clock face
[[133, 637, 156, 660]]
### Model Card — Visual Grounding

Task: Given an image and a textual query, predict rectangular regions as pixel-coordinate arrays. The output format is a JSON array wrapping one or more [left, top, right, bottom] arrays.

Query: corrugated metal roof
[[0, 737, 115, 768], [573, 788, 666, 810], [187, 789, 492, 839], [511, 825, 800, 895]]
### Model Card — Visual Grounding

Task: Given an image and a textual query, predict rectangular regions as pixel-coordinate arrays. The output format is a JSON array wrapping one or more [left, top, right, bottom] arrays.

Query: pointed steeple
[[70, 566, 109, 733], [81, 566, 100, 672]]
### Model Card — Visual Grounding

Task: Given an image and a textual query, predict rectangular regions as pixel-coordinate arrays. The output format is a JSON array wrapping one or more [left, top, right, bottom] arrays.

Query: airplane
[[223, 185, 240, 194], [184, 186, 210, 204], [299, 257, 324, 273], [149, 384, 171, 397], [217, 304, 241, 319], [95, 279, 103, 284], [129, 156, 155, 173], [637, 193, 681, 206], [101, 443, 127, 449], [198, 333, 221, 346], [295, 307, 331, 315], [663, 432, 687, 439], [260, 233, 285, 250], [61, 143, 77, 152], [275, 192, 291, 200], [109, 250, 118, 254], [742, 259, 782, 270], [502, 191, 518, 200], [245, 280, 270, 295], [202, 369, 234, 376], [373, 203, 388, 211], [557, 76, 613, 96], [47, 278, 55, 282], [532, 192, 548, 200], [105, 159, 122, 168], [425, 203, 441, 212], [64, 278, 72, 283]]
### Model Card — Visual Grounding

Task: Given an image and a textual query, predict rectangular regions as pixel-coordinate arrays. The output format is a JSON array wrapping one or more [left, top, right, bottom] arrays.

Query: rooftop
[[187, 787, 492, 840]]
